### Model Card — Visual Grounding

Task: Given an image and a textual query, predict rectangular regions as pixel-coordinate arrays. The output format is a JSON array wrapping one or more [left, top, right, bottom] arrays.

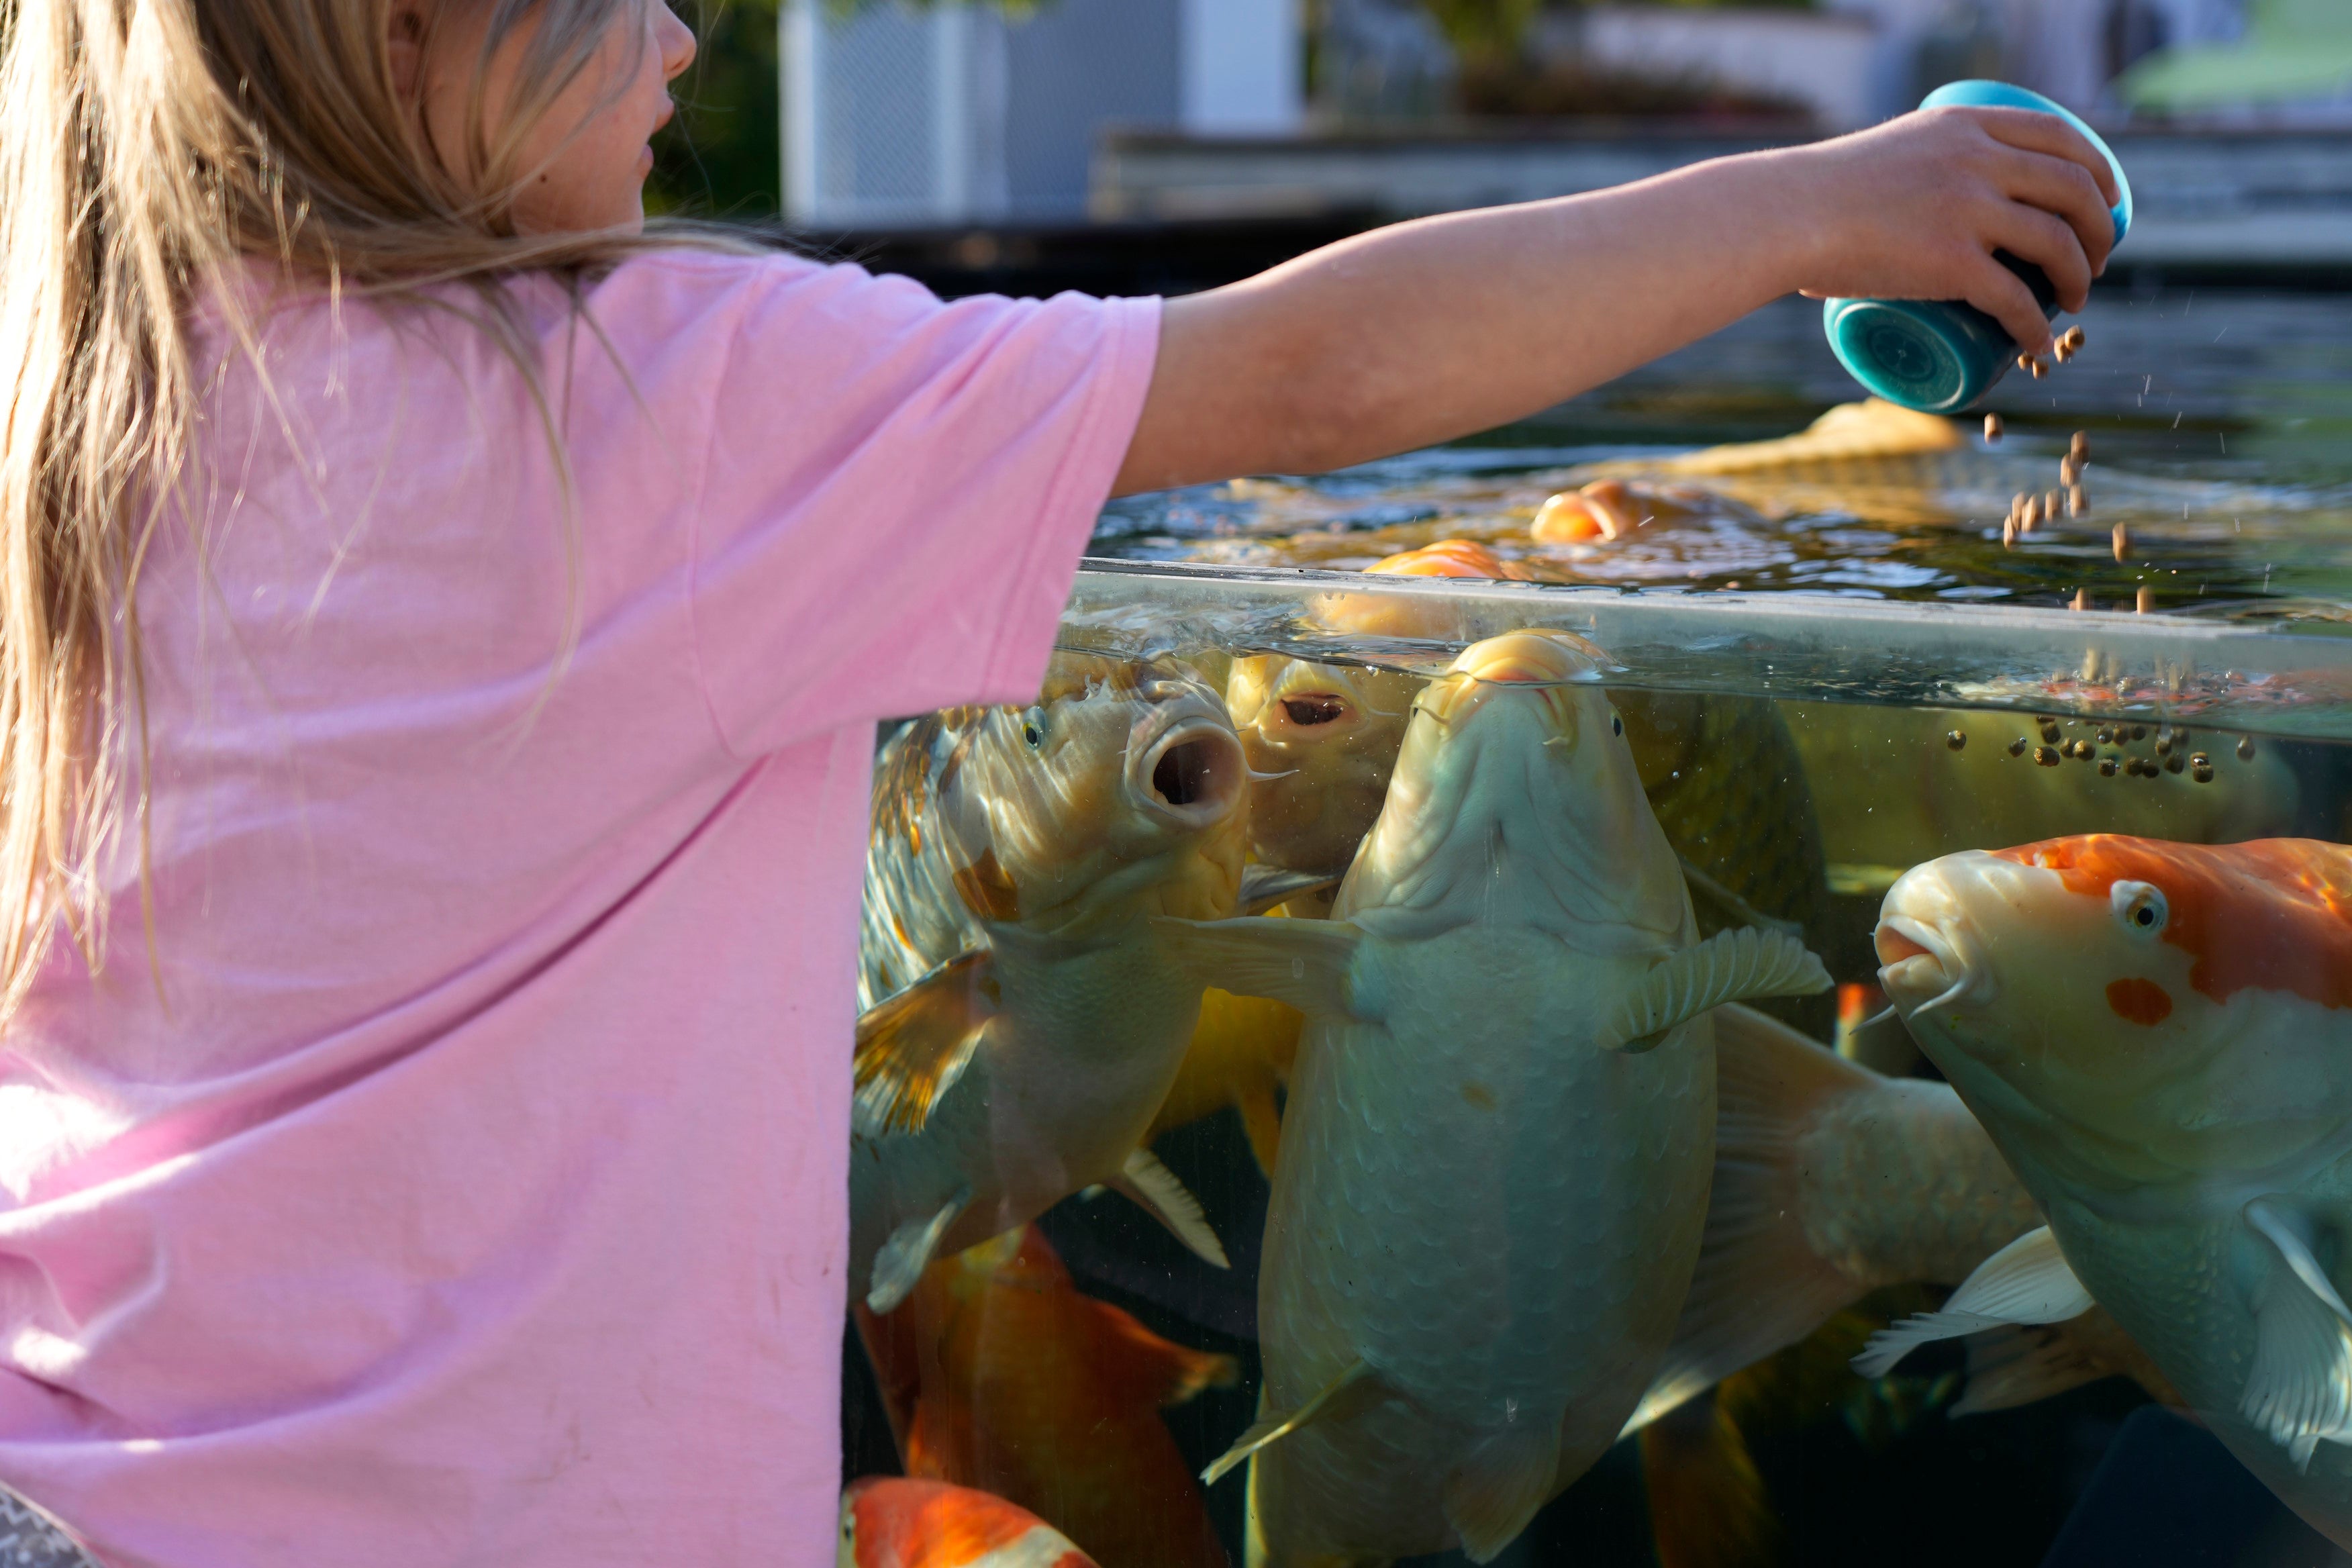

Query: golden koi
[[852, 654, 1248, 1312]]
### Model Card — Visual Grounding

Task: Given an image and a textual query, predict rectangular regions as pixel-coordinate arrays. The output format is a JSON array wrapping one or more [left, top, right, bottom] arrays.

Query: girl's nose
[[658, 2, 696, 81]]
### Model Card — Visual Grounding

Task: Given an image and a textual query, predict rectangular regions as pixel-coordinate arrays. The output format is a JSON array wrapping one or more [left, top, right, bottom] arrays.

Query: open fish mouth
[[1874, 863, 1981, 1018], [1132, 718, 1246, 827]]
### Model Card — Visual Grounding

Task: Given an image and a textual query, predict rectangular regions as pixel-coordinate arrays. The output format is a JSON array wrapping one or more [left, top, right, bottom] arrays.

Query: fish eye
[[2110, 880, 2168, 936], [1019, 709, 1045, 749]]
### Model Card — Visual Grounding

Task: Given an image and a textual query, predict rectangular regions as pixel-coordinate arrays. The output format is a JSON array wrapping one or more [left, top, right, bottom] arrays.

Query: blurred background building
[[646, 0, 2351, 283]]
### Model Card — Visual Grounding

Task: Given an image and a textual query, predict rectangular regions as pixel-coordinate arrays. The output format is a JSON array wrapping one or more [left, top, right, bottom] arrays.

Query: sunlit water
[[1097, 290, 2352, 623]]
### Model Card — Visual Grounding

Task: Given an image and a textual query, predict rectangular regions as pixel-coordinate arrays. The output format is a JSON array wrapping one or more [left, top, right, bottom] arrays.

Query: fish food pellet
[[2060, 456, 2081, 485], [2034, 745, 2061, 767], [1984, 413, 2004, 441], [2002, 517, 2018, 548], [2193, 763, 2215, 783], [2008, 736, 2029, 757], [1946, 730, 1967, 751], [2065, 325, 2086, 350], [2131, 724, 2148, 741], [2028, 357, 2048, 379], [2071, 431, 2091, 463], [2099, 756, 2119, 777], [2124, 755, 2145, 777], [2016, 354, 2035, 373], [2137, 585, 2155, 614], [2239, 736, 2257, 761], [2112, 523, 2130, 562], [2190, 751, 2211, 769], [2047, 490, 2064, 520], [2155, 734, 2172, 756], [2039, 719, 2061, 744], [2071, 588, 2089, 611], [2165, 752, 2186, 774], [2070, 739, 2096, 761], [2096, 725, 2114, 744], [2069, 485, 2088, 518]]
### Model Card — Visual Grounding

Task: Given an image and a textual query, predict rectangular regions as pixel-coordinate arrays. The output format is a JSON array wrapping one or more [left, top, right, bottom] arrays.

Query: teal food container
[[1822, 81, 2133, 413]]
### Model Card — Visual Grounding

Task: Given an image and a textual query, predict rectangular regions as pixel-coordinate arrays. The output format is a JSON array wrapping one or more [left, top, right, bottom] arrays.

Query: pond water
[[1097, 289, 2352, 624], [840, 289, 2352, 1568]]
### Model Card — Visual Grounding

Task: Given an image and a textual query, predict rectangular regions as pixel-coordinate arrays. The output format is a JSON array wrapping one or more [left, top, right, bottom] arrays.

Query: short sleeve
[[683, 256, 1161, 756]]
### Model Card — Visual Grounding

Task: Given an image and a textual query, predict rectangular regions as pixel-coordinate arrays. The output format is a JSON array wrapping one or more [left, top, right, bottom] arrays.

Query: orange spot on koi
[[2106, 977, 2173, 1026]]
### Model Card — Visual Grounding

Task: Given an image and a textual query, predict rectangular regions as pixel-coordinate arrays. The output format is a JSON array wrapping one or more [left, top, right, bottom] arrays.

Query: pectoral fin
[[866, 1189, 969, 1314], [1202, 1358, 1385, 1486], [853, 950, 997, 1138], [1444, 1422, 1563, 1563], [1852, 1226, 2094, 1379], [2241, 1197, 2352, 1471], [1114, 1147, 1230, 1270], [1154, 916, 1367, 1020], [1606, 927, 1832, 1053], [1239, 863, 1342, 916]]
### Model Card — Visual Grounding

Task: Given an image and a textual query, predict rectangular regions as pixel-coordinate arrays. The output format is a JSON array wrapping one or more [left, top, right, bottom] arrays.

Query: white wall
[[1581, 7, 1883, 130]]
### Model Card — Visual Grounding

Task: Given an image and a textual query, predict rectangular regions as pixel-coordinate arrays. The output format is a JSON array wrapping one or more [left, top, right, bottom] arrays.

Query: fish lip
[[1875, 865, 1990, 1020], [1130, 714, 1246, 828]]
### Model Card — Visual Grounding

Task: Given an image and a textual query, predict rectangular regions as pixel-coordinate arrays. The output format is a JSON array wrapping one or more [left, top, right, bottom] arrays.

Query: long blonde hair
[[0, 0, 695, 1018]]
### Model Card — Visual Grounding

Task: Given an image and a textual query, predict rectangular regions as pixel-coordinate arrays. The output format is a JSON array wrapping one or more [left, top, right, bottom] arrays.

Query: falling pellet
[[2028, 358, 2047, 380], [2099, 757, 2119, 777], [2039, 719, 2061, 744], [2193, 763, 2215, 783], [2071, 588, 2089, 611], [2069, 485, 2088, 518], [2035, 745, 2061, 767], [1946, 730, 1967, 751], [2002, 518, 2017, 548], [1985, 413, 2004, 442], [2166, 753, 2186, 775], [2137, 585, 2154, 614], [2071, 431, 2091, 464], [2061, 456, 2081, 486], [2239, 736, 2257, 761], [2016, 354, 2035, 373], [2008, 736, 2029, 758], [2112, 523, 2130, 562], [2023, 495, 2043, 530], [2047, 491, 2064, 521]]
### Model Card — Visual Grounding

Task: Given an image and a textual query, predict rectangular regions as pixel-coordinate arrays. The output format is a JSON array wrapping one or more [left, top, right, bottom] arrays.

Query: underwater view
[[840, 288, 2352, 1568]]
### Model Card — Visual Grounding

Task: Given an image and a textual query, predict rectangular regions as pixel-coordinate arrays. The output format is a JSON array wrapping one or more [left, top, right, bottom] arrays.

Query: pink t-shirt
[[0, 250, 1159, 1565]]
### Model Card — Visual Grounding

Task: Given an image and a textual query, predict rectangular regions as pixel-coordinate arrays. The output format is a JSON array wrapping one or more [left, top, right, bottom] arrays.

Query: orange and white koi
[[856, 1226, 1235, 1568], [1864, 836, 2352, 1550], [839, 1477, 1099, 1568]]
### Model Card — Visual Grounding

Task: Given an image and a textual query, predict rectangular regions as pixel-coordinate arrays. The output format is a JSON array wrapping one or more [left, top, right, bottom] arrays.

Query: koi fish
[[839, 1477, 1099, 1568], [1225, 656, 1423, 878], [1529, 479, 1752, 544], [1861, 835, 2352, 1549], [856, 1226, 1236, 1568], [1160, 631, 1830, 1565], [852, 654, 1248, 1313]]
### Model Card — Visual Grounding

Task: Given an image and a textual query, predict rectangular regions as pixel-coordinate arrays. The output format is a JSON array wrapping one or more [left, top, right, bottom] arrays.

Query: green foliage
[[646, 0, 783, 218]]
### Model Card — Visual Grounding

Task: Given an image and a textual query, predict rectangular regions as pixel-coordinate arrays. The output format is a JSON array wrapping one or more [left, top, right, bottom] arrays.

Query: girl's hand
[[1766, 107, 2122, 355]]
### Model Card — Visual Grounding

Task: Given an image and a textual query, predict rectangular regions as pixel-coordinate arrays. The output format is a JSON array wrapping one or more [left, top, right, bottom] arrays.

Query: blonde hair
[[0, 0, 706, 1018]]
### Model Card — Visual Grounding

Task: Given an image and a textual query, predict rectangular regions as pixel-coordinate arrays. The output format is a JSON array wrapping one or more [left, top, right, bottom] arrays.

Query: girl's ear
[[387, 1, 428, 99]]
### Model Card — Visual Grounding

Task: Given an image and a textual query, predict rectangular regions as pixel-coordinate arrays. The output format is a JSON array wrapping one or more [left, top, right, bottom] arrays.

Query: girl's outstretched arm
[[1113, 106, 2120, 495]]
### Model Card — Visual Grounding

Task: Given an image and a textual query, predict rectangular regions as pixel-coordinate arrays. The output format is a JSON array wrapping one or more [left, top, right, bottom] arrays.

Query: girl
[[0, 0, 2116, 1555]]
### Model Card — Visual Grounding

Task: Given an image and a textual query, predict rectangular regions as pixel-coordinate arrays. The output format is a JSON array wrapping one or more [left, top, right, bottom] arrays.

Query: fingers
[[1992, 147, 2115, 278], [1989, 200, 2096, 316], [1967, 107, 2122, 210], [1959, 242, 2059, 354]]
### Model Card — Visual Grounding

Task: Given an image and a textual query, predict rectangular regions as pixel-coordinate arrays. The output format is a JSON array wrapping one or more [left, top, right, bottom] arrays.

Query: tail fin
[[1624, 1005, 1878, 1434], [1639, 1390, 1781, 1568]]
